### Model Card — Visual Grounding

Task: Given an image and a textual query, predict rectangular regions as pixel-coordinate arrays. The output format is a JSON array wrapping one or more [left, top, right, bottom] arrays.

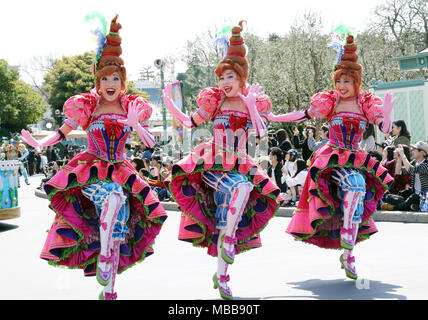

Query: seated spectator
[[390, 145, 412, 195], [382, 141, 428, 211], [381, 145, 396, 177], [361, 124, 376, 152], [276, 129, 292, 153], [369, 150, 382, 162], [267, 147, 287, 193], [38, 160, 63, 190], [141, 144, 153, 160], [124, 143, 133, 159], [281, 149, 298, 180], [375, 142, 387, 157], [131, 158, 145, 172], [292, 125, 316, 162], [391, 120, 411, 147], [307, 125, 329, 152], [147, 156, 172, 202], [282, 159, 308, 206]]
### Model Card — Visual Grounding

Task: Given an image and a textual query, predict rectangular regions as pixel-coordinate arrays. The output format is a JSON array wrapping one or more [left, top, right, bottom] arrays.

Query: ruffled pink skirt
[[286, 144, 393, 249], [164, 141, 283, 257], [41, 151, 167, 276]]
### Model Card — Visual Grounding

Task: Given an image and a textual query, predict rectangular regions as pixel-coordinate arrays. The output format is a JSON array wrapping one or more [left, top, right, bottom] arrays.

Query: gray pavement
[[1, 174, 428, 300]]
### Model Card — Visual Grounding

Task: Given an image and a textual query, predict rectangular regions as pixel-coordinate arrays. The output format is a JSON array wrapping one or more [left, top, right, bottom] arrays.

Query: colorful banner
[[171, 82, 184, 142]]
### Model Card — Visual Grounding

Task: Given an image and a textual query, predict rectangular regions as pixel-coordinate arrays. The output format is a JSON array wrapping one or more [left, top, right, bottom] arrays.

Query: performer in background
[[20, 14, 167, 300], [266, 30, 395, 280], [4, 137, 30, 187], [163, 21, 282, 299]]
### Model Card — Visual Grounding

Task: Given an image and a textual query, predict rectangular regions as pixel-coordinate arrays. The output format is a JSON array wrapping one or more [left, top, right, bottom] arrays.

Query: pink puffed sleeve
[[309, 90, 337, 119], [193, 87, 225, 125], [122, 94, 153, 127], [360, 92, 384, 125], [63, 93, 97, 131], [255, 93, 272, 121]]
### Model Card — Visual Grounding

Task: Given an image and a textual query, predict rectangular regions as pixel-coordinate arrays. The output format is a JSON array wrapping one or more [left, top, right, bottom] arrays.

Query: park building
[[371, 47, 428, 143]]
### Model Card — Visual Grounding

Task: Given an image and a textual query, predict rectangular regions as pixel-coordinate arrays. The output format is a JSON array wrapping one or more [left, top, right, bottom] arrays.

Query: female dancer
[[20, 15, 167, 300], [163, 21, 282, 299], [267, 33, 395, 279]]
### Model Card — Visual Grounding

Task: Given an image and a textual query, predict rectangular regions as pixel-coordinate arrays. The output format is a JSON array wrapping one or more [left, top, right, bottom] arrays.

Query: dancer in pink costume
[[20, 14, 167, 300], [267, 33, 395, 280], [163, 21, 283, 299]]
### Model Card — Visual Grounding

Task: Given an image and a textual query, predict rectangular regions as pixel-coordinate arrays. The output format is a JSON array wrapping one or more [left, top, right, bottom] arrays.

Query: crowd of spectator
[[263, 119, 428, 212], [13, 118, 428, 212]]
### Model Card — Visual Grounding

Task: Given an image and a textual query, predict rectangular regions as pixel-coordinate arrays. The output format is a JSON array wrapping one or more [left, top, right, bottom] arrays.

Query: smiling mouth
[[106, 88, 116, 96], [224, 86, 232, 94]]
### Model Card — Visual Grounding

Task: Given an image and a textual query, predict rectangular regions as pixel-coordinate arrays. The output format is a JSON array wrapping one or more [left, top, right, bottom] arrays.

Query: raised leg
[[97, 192, 122, 286], [332, 168, 366, 280]]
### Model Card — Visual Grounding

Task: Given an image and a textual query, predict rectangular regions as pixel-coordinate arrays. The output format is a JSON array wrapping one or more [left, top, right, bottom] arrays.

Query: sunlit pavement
[[1, 174, 428, 300]]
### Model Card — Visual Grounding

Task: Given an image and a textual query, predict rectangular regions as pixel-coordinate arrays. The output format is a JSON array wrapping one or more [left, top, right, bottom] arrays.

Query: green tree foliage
[[43, 52, 94, 126], [126, 81, 150, 100], [180, 5, 425, 123], [0, 59, 47, 137]]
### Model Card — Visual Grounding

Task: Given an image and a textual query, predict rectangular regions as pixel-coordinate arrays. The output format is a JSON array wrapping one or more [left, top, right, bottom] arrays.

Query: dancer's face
[[99, 72, 122, 102], [335, 74, 355, 99], [219, 69, 242, 98]]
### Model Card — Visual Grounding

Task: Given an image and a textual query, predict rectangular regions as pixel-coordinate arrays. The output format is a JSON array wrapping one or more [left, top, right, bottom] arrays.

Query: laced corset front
[[212, 110, 253, 155], [86, 113, 131, 162], [328, 112, 368, 151]]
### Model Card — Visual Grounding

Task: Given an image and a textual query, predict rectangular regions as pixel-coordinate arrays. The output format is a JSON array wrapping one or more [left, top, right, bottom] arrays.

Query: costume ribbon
[[228, 115, 247, 132], [104, 119, 124, 139]]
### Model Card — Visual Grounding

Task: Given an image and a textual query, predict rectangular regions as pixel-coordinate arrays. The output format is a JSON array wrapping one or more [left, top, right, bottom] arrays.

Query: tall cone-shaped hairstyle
[[95, 14, 127, 95], [333, 34, 362, 92], [215, 20, 248, 88]]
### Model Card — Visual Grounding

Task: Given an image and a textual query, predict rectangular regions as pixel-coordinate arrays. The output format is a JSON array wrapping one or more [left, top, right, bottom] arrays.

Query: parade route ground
[[1, 174, 428, 300]]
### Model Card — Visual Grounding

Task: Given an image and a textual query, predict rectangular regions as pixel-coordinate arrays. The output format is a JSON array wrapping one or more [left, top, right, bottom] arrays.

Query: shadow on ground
[[0, 222, 19, 233], [269, 278, 407, 300]]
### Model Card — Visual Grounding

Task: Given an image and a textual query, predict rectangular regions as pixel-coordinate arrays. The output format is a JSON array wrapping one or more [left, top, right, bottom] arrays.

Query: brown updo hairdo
[[215, 20, 248, 88], [95, 14, 127, 95], [333, 34, 362, 93]]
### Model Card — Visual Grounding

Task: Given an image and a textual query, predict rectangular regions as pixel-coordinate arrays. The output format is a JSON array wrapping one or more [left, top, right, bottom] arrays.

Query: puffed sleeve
[[63, 93, 97, 131], [360, 92, 384, 125], [123, 94, 153, 127], [255, 93, 272, 121], [309, 90, 337, 119], [192, 87, 225, 126]]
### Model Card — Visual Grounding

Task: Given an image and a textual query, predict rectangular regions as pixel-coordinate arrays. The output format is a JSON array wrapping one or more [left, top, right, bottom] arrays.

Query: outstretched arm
[[162, 83, 195, 129], [266, 109, 312, 123], [21, 124, 72, 153]]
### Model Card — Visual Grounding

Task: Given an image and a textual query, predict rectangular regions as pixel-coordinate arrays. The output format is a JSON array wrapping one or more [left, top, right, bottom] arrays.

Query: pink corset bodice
[[328, 112, 368, 151], [212, 110, 253, 154], [86, 113, 131, 162]]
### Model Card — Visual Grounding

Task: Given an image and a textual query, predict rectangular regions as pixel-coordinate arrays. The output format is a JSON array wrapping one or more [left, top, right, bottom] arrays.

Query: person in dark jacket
[[276, 129, 292, 153], [267, 147, 287, 192], [27, 148, 35, 176], [292, 125, 316, 162]]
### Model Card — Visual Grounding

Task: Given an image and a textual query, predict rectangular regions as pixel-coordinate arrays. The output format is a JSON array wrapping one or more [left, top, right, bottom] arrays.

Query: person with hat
[[382, 141, 428, 211], [265, 29, 395, 280], [19, 14, 167, 300], [162, 21, 283, 299]]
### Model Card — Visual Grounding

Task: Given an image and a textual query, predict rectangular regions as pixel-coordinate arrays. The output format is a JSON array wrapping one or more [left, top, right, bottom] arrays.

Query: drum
[[0, 160, 21, 220]]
